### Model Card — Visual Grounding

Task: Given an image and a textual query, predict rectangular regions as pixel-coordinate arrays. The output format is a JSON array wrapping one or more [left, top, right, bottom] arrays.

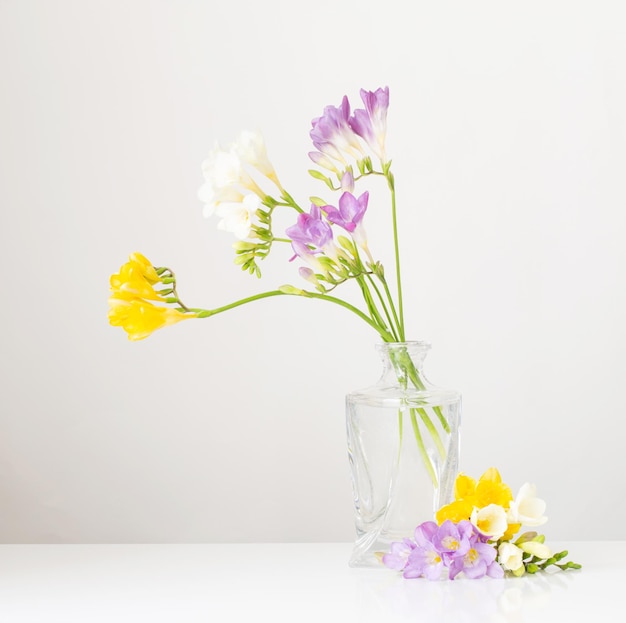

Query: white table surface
[[0, 542, 619, 622]]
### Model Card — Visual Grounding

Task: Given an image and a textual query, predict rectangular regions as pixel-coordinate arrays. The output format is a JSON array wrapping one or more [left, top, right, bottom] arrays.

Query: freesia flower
[[127, 252, 160, 284], [403, 521, 445, 580], [433, 519, 472, 564], [233, 130, 282, 188], [474, 467, 514, 509], [340, 170, 355, 193], [215, 193, 261, 240], [321, 191, 371, 257], [108, 298, 193, 341], [508, 483, 548, 527], [298, 267, 321, 287], [110, 257, 165, 302], [349, 87, 390, 163], [471, 504, 509, 540], [309, 95, 365, 168], [198, 142, 264, 217], [307, 150, 341, 175], [198, 184, 245, 219], [381, 538, 415, 571], [286, 204, 335, 257], [322, 191, 368, 234], [498, 542, 524, 572], [109, 253, 196, 340], [436, 468, 514, 525], [449, 541, 504, 580], [519, 540, 551, 560], [435, 499, 474, 524]]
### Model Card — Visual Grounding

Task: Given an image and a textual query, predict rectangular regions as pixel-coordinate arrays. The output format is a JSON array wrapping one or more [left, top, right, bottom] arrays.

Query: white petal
[[520, 541, 551, 559]]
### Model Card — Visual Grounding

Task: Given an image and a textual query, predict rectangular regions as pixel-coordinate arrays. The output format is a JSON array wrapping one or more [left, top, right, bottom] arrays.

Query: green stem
[[387, 173, 405, 340], [377, 275, 402, 341], [280, 190, 304, 213], [192, 289, 396, 342], [409, 410, 438, 488], [356, 276, 388, 333], [308, 291, 396, 342], [397, 349, 451, 434], [416, 407, 446, 459], [193, 290, 288, 317], [364, 274, 399, 342]]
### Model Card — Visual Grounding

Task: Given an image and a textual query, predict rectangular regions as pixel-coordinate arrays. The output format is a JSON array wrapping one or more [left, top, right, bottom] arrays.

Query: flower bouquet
[[108, 86, 579, 577], [109, 87, 404, 344], [110, 87, 461, 565], [383, 467, 581, 580]]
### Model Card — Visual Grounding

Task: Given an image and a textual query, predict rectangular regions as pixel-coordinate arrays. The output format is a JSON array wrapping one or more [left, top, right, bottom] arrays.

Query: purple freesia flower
[[382, 519, 505, 581], [404, 521, 444, 580], [349, 87, 390, 163], [433, 519, 473, 565], [309, 96, 364, 167], [448, 540, 504, 580], [381, 538, 416, 571], [286, 204, 333, 253], [322, 191, 369, 234], [285, 204, 339, 272]]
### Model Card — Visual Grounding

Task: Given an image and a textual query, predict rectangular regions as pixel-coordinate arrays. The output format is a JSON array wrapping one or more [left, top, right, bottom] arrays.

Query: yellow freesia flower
[[128, 252, 160, 284], [454, 473, 476, 499], [435, 499, 474, 524], [108, 297, 193, 341], [474, 467, 514, 509], [110, 258, 163, 301], [108, 253, 196, 340], [436, 467, 517, 535]]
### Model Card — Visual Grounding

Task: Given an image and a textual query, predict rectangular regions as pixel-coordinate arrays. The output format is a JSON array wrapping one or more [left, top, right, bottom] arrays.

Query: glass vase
[[346, 341, 461, 568]]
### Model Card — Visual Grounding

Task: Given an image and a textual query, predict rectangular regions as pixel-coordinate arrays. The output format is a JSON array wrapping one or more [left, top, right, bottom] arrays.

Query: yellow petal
[[474, 468, 513, 508], [454, 473, 476, 500], [129, 252, 160, 284], [436, 499, 474, 525], [479, 467, 502, 484], [110, 263, 163, 301], [108, 298, 194, 340], [502, 522, 522, 541]]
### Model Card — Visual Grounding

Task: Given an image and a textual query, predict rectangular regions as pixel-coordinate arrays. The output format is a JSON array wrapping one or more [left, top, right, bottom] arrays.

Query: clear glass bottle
[[346, 341, 461, 568]]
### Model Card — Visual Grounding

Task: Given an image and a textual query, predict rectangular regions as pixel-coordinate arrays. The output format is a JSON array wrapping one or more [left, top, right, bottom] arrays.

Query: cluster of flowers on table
[[382, 468, 581, 580]]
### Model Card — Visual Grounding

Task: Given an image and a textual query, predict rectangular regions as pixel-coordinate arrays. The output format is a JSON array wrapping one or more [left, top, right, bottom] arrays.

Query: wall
[[1, 0, 624, 542]]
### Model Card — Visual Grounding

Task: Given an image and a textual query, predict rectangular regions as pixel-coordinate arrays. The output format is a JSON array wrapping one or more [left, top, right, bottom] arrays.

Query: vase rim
[[376, 340, 432, 351]]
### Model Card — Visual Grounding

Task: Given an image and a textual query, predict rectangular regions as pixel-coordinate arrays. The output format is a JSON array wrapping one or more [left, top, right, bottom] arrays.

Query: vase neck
[[377, 341, 430, 367], [377, 341, 431, 388]]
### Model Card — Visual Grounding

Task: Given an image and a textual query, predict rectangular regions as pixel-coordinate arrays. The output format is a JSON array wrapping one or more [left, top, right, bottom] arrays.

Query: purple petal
[[414, 521, 438, 547], [486, 561, 505, 579], [463, 559, 488, 580]]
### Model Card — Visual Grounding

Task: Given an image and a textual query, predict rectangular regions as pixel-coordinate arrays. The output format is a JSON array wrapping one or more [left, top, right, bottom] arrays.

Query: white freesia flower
[[199, 142, 265, 218], [508, 483, 548, 527], [498, 542, 524, 572], [471, 504, 509, 539], [201, 143, 243, 189], [519, 540, 551, 560], [198, 184, 244, 218], [234, 130, 281, 187], [215, 194, 260, 240]]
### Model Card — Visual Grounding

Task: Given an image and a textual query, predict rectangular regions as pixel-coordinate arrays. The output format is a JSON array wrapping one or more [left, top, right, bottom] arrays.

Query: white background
[[1, 0, 624, 543]]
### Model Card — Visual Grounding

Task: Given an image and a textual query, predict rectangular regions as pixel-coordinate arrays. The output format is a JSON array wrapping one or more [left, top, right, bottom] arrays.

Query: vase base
[[348, 532, 401, 569]]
